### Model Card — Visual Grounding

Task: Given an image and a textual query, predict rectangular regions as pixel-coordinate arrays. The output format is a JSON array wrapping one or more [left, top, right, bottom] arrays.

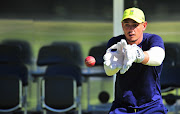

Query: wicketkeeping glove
[[120, 41, 145, 74], [103, 41, 124, 70]]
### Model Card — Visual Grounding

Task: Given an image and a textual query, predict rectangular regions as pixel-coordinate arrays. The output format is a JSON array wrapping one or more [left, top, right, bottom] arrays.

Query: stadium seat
[[37, 45, 76, 66], [160, 43, 180, 112], [51, 41, 84, 67], [83, 42, 113, 113], [36, 44, 82, 114], [161, 42, 180, 91], [2, 39, 33, 65], [0, 45, 28, 114]]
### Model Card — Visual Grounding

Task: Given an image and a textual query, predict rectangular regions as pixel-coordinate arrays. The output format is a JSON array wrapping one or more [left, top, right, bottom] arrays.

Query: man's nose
[[129, 25, 134, 30]]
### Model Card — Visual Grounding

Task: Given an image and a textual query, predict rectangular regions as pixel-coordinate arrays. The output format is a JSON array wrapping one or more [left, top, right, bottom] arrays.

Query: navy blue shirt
[[107, 33, 165, 111]]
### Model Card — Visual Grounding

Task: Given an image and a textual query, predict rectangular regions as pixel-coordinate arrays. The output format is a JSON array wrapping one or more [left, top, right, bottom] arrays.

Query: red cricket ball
[[85, 56, 96, 67]]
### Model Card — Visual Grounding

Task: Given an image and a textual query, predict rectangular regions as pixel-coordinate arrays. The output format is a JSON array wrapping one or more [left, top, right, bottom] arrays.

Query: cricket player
[[103, 7, 168, 114]]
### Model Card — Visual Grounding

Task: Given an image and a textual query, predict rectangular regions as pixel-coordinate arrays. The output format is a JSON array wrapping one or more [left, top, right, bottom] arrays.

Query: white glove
[[103, 41, 124, 70], [120, 41, 145, 74]]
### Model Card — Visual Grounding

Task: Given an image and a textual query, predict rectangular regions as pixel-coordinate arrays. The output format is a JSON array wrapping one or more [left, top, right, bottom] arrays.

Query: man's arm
[[143, 47, 165, 66], [121, 42, 165, 74]]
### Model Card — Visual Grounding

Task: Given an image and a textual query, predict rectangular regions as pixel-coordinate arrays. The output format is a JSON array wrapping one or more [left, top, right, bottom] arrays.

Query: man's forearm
[[144, 47, 165, 66]]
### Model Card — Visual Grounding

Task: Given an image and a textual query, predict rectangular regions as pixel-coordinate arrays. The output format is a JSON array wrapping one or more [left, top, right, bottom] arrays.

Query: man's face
[[122, 19, 147, 44]]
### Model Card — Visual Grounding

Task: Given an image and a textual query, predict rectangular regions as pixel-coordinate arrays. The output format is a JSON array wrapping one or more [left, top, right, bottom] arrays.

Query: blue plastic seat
[[0, 45, 28, 114], [36, 43, 82, 114]]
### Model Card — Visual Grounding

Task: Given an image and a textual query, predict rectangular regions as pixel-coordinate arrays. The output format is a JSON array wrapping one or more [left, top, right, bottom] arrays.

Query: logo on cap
[[130, 10, 134, 15]]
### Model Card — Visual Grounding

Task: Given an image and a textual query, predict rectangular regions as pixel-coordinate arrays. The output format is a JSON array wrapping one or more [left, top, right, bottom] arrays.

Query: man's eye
[[125, 24, 130, 27], [133, 24, 138, 27]]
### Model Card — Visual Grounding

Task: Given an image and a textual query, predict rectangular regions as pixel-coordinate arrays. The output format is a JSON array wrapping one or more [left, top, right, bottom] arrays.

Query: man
[[103, 7, 168, 114]]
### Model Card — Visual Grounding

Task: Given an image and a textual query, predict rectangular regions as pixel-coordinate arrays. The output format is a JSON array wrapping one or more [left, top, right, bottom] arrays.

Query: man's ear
[[143, 21, 147, 31]]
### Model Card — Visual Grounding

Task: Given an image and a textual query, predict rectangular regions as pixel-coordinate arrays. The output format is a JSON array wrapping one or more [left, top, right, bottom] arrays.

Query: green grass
[[0, 19, 180, 111], [0, 19, 179, 57], [145, 21, 180, 43]]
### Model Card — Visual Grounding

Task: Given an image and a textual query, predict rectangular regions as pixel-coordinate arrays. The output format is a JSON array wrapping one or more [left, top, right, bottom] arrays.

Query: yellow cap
[[121, 7, 145, 23]]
